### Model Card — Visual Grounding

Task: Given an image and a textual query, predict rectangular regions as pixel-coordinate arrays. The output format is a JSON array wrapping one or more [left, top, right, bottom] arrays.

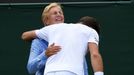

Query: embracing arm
[[27, 39, 47, 74], [27, 39, 61, 74], [21, 30, 37, 41], [88, 43, 104, 75]]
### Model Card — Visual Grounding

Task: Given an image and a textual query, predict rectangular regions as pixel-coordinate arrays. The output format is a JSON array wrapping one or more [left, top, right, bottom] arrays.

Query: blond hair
[[42, 3, 62, 24]]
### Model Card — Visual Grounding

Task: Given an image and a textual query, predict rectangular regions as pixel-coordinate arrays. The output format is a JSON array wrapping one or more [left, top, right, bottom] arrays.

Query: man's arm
[[21, 30, 36, 41], [27, 39, 47, 74], [27, 39, 61, 74], [88, 43, 104, 75]]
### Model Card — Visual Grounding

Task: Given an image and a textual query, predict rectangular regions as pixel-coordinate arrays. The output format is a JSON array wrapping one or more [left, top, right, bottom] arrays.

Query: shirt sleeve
[[88, 29, 99, 45], [84, 58, 88, 75], [27, 38, 48, 74], [35, 27, 48, 41]]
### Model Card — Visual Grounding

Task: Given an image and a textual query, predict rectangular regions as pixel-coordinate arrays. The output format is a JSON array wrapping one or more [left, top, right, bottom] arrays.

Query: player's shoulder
[[47, 23, 67, 28], [76, 23, 92, 29]]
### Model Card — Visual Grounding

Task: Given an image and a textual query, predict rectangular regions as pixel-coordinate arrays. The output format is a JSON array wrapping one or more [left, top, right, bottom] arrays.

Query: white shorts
[[45, 71, 77, 75]]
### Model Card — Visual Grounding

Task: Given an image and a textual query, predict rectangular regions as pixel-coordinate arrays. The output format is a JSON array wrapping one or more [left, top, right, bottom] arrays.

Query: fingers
[[50, 43, 61, 51], [50, 43, 55, 47], [45, 43, 61, 57], [52, 46, 61, 51]]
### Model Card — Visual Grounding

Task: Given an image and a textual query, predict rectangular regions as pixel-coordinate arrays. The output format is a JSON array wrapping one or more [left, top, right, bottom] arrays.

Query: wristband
[[94, 72, 104, 75]]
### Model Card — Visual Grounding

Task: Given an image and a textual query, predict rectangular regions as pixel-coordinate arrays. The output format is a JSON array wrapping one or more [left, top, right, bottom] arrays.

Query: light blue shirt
[[27, 38, 88, 75]]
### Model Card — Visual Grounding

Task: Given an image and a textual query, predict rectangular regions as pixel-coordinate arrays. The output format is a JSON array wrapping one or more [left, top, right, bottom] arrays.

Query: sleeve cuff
[[37, 50, 47, 61], [94, 72, 104, 75]]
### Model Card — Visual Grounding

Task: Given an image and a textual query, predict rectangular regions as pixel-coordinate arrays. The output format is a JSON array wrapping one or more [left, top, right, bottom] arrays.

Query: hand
[[45, 43, 61, 57]]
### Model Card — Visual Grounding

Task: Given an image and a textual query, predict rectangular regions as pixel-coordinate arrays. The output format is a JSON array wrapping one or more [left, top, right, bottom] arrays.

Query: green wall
[[0, 3, 134, 75]]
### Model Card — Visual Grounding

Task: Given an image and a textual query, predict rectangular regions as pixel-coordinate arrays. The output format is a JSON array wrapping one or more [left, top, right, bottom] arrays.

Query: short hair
[[78, 16, 100, 35], [41, 3, 62, 24]]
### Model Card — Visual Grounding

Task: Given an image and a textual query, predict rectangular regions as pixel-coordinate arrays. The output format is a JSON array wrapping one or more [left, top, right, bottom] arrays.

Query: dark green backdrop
[[0, 2, 134, 75]]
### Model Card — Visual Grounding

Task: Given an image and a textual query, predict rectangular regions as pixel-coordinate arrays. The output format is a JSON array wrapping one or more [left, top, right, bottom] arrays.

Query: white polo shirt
[[35, 23, 99, 75]]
